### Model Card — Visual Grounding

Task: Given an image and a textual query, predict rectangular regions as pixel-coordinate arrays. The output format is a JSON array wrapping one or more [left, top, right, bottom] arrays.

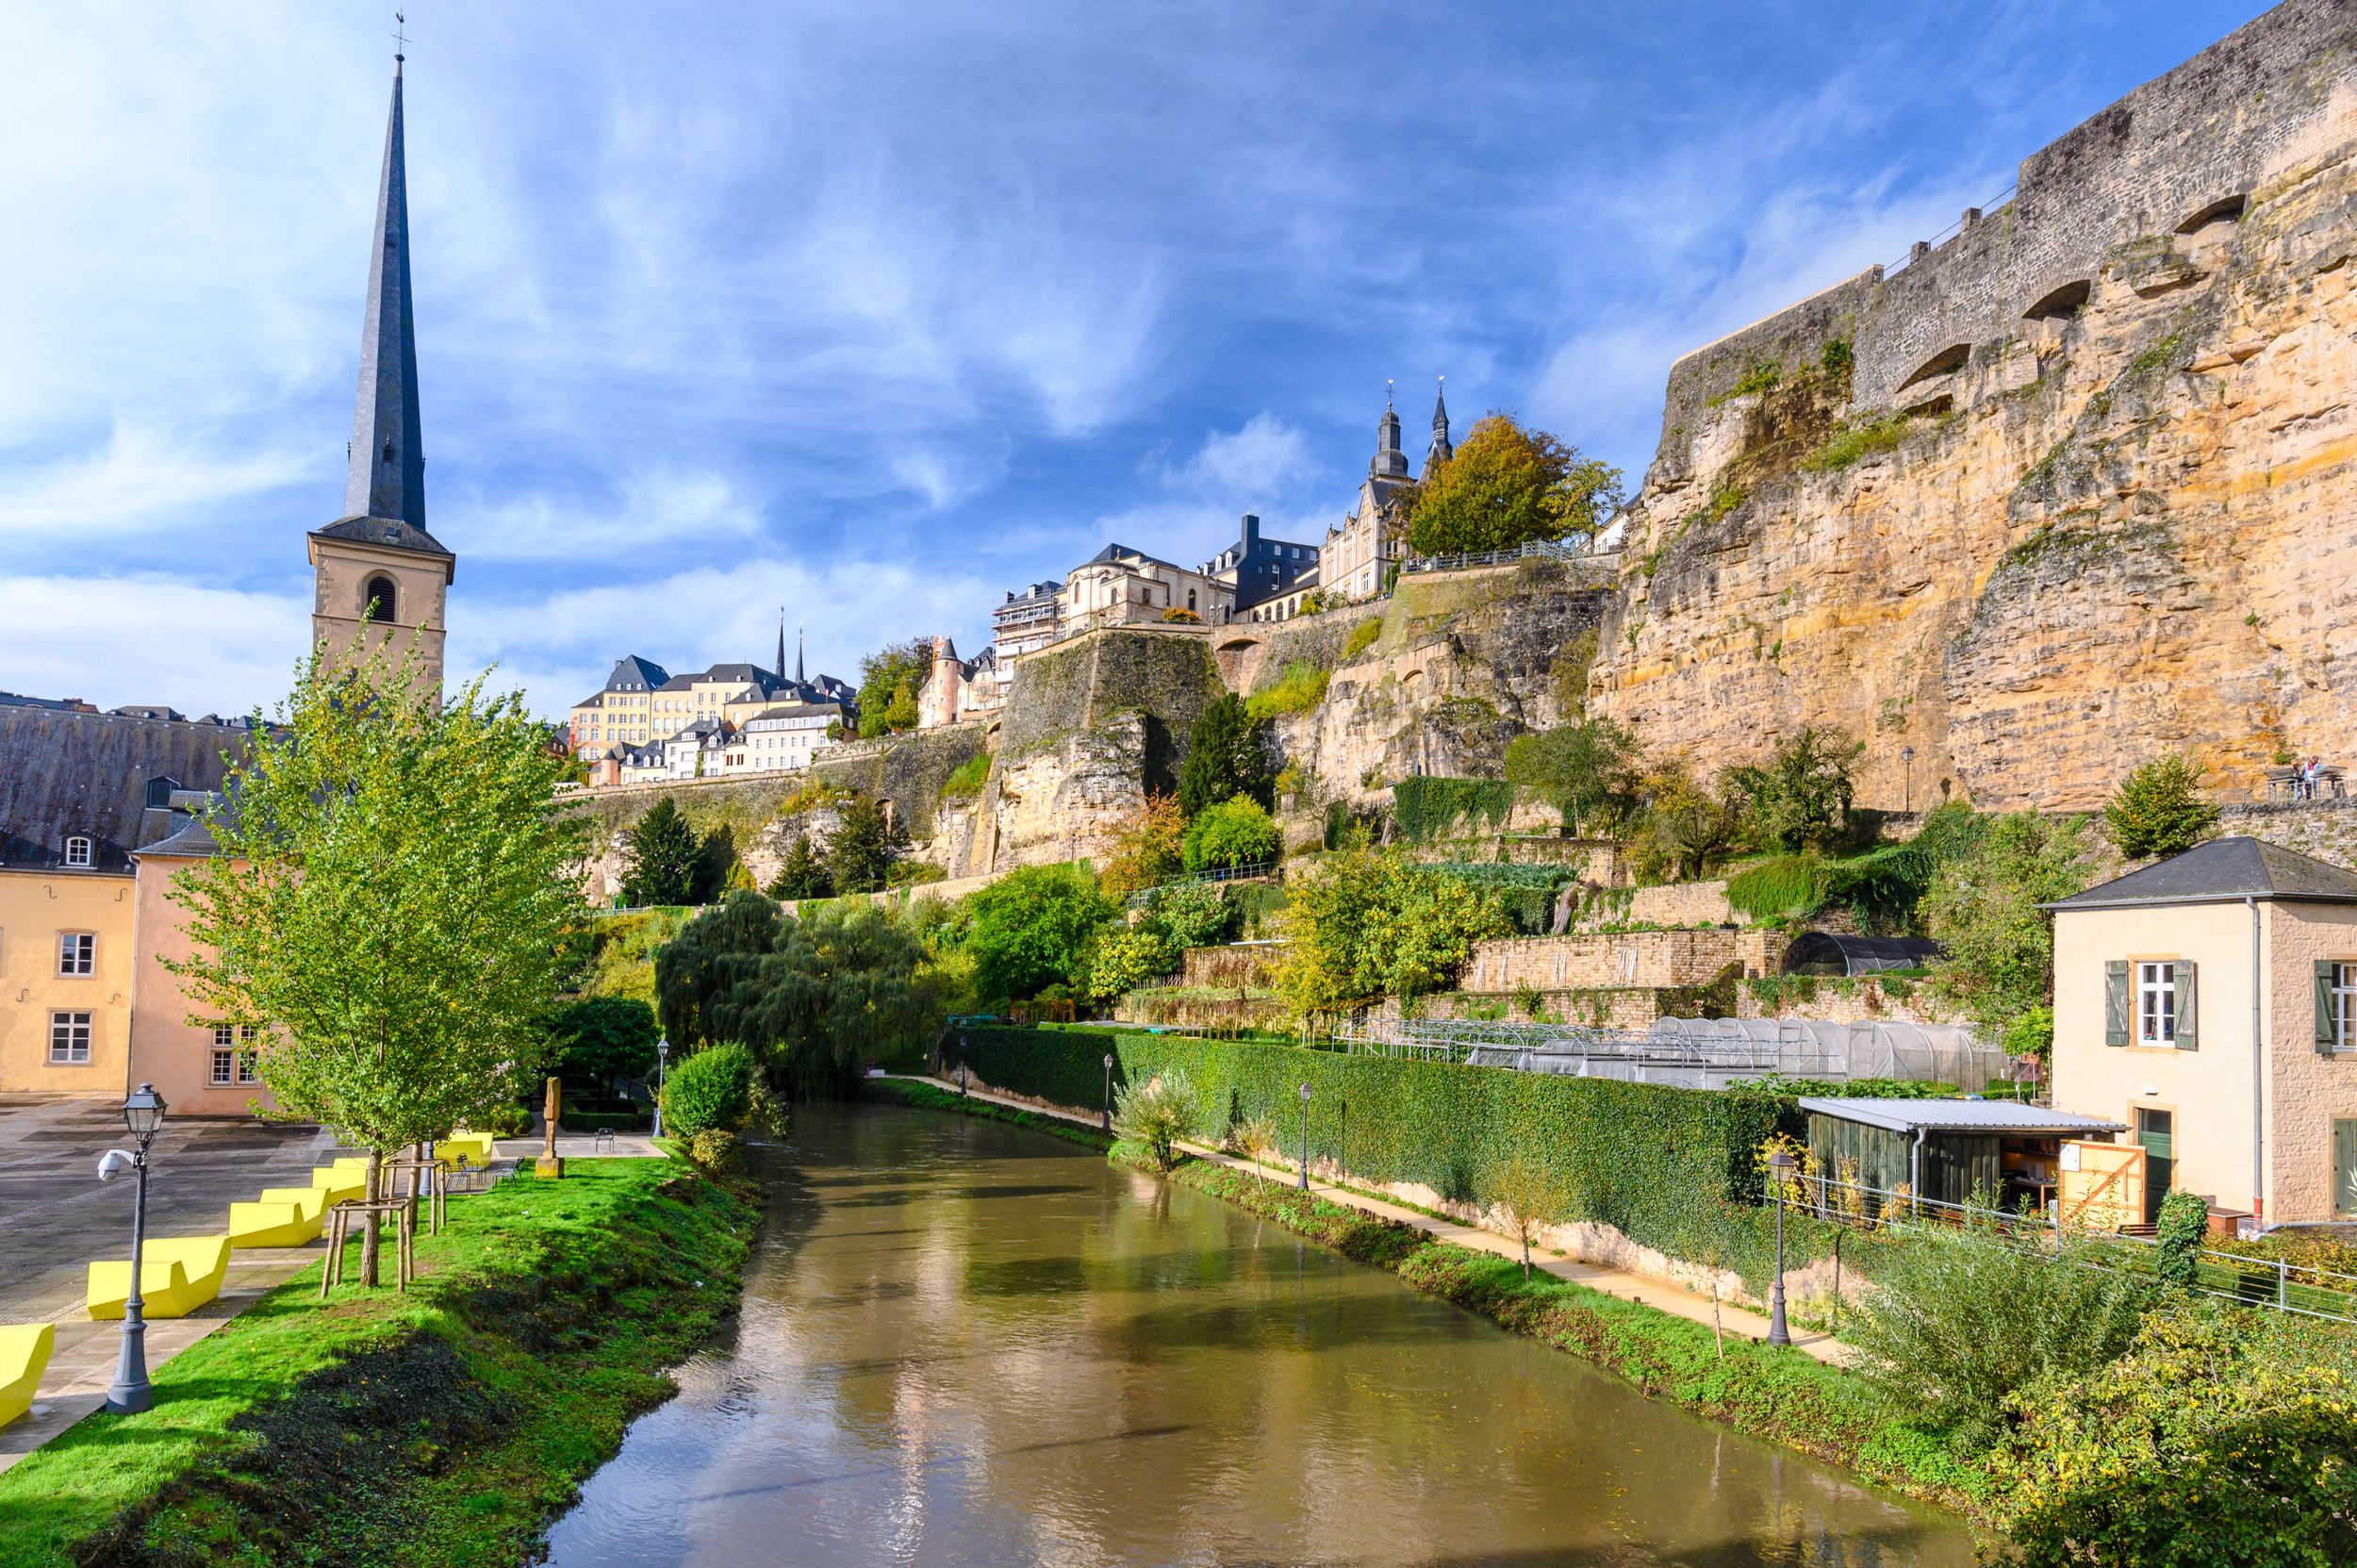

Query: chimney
[[1242, 513, 1260, 547]]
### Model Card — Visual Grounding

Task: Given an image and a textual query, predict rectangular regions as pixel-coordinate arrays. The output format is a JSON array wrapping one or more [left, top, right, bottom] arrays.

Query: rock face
[[1591, 0, 2357, 811]]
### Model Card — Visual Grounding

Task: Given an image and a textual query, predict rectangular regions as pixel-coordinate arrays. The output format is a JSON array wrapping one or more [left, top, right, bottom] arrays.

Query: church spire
[[342, 58, 426, 530], [1426, 376, 1453, 473], [776, 609, 787, 682], [1371, 383, 1409, 480], [796, 627, 806, 685]]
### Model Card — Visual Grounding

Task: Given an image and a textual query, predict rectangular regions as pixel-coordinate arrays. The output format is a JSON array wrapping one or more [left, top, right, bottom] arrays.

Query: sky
[[0, 1, 2275, 719]]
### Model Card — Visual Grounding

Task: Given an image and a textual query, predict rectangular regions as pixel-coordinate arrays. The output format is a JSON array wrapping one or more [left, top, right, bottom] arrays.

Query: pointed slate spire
[[796, 628, 806, 685], [776, 610, 787, 683], [1426, 377, 1453, 473], [343, 59, 427, 532]]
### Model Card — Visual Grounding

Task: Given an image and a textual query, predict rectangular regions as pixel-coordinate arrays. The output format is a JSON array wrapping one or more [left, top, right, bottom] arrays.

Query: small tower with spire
[[1426, 377, 1453, 473], [306, 50, 454, 694], [1371, 381, 1410, 481]]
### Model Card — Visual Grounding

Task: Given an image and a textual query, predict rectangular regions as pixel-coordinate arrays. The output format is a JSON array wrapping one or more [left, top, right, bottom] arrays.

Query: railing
[[1773, 1171, 2357, 1326], [1399, 538, 1612, 575], [1121, 860, 1282, 907]]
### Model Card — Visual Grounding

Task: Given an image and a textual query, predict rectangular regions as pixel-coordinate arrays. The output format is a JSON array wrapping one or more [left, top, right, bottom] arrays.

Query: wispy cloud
[[0, 425, 311, 532]]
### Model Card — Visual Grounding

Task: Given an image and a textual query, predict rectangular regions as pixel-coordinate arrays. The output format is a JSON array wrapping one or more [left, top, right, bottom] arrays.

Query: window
[[62, 835, 92, 867], [211, 1049, 234, 1085], [2137, 962, 2176, 1044], [58, 932, 94, 976], [362, 574, 399, 623], [50, 1012, 91, 1064], [238, 1050, 259, 1085]]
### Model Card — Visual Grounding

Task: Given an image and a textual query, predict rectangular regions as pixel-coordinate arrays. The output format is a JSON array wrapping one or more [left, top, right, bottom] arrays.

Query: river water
[[544, 1103, 1974, 1567]]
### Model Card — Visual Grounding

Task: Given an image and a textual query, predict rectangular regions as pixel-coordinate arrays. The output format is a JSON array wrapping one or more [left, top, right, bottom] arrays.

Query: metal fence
[[1773, 1170, 2357, 1326], [1329, 1014, 2004, 1089], [1122, 860, 1281, 908], [1398, 539, 1610, 575]]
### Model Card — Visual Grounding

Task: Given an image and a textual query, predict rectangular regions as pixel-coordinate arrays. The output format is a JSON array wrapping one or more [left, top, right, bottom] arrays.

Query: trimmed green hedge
[[953, 1026, 1831, 1293]]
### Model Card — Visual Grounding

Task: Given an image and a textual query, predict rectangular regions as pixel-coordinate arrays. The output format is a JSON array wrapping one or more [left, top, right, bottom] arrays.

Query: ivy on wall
[[1391, 777, 1516, 843]]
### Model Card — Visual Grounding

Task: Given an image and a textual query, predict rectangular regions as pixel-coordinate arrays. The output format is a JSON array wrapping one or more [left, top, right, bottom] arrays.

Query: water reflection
[[544, 1104, 1972, 1567]]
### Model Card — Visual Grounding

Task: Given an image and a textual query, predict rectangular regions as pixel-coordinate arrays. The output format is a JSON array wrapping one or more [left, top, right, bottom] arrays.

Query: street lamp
[[1297, 1082, 1312, 1191], [105, 1082, 169, 1414], [1102, 1053, 1114, 1132], [1765, 1147, 1795, 1347], [959, 1063, 970, 1098], [1900, 746, 1916, 815], [651, 1037, 669, 1138]]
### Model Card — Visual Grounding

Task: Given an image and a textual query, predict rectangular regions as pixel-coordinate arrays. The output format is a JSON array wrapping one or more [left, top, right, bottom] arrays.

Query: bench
[[228, 1185, 330, 1249], [434, 1132, 496, 1170], [311, 1162, 370, 1206], [0, 1323, 55, 1428], [87, 1235, 232, 1320]]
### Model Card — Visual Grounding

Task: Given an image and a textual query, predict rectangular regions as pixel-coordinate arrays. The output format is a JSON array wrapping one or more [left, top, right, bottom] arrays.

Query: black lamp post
[[651, 1037, 669, 1138], [1102, 1053, 1114, 1131], [1765, 1147, 1794, 1347], [106, 1082, 169, 1414], [1900, 745, 1916, 815], [1297, 1082, 1311, 1191]]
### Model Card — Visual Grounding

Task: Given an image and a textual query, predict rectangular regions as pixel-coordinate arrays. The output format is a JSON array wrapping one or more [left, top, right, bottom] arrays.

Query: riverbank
[[863, 1077, 1992, 1526], [0, 1157, 758, 1568]]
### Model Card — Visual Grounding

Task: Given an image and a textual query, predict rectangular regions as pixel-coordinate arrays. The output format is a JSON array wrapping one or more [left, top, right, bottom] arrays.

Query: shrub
[[1276, 847, 1511, 1015], [1921, 813, 2093, 1036], [1245, 660, 1331, 721], [1099, 792, 1186, 896], [1140, 881, 1237, 949], [1114, 1068, 1202, 1171], [1724, 727, 1865, 852], [661, 1043, 755, 1139], [1181, 795, 1281, 871], [2003, 1004, 2054, 1064], [1844, 1224, 2153, 1444], [2104, 753, 2219, 859], [685, 1128, 740, 1171], [1725, 852, 1828, 922], [1080, 926, 1178, 1004], [1341, 619, 1382, 661], [480, 1103, 531, 1138], [2154, 1190, 2211, 1291], [1178, 694, 1275, 817], [1805, 412, 1909, 471], [1504, 718, 1641, 836], [1228, 1114, 1281, 1186], [939, 752, 991, 799]]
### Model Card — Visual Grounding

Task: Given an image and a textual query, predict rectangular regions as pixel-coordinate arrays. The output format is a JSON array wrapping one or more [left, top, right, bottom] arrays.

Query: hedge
[[952, 1026, 1834, 1294]]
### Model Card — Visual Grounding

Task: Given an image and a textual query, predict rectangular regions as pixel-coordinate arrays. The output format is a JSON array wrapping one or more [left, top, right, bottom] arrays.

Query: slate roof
[[2043, 835, 2357, 909], [602, 655, 669, 693], [0, 707, 248, 870], [1081, 541, 1184, 573], [311, 514, 451, 557], [1797, 1098, 2128, 1135]]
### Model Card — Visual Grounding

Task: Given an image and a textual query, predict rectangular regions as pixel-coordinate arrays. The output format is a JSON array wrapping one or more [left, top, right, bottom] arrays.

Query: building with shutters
[[2047, 836, 2357, 1226]]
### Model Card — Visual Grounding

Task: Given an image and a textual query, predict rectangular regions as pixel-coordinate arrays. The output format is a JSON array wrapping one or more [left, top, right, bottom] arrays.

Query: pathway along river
[[545, 1103, 1974, 1567]]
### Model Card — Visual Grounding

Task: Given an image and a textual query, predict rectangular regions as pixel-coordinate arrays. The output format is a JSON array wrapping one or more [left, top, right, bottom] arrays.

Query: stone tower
[[1426, 378, 1453, 472], [307, 58, 454, 692], [1371, 394, 1410, 480]]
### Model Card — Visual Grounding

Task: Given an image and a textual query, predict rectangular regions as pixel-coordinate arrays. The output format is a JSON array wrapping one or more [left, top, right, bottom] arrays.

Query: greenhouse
[[1344, 1014, 2004, 1091]]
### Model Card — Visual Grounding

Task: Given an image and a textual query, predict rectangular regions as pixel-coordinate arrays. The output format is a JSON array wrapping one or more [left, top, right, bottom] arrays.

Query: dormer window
[[62, 835, 91, 867]]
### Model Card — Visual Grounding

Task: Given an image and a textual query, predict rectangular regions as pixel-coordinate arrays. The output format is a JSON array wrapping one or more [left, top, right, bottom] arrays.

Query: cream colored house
[[1063, 544, 1230, 631], [0, 863, 136, 1095], [2048, 836, 2357, 1225]]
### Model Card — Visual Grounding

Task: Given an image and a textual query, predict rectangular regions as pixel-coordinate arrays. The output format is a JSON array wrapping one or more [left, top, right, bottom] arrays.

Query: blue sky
[[0, 1, 2271, 718]]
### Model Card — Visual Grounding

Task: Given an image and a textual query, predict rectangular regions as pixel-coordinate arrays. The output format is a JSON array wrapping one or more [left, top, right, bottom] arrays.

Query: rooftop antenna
[[392, 10, 407, 62]]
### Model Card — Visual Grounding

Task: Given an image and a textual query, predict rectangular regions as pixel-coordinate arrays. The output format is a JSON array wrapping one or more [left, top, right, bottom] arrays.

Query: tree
[[1230, 1114, 1279, 1188], [1113, 1068, 1202, 1172], [1405, 414, 1624, 555], [691, 823, 740, 904], [1178, 694, 1274, 816], [621, 797, 701, 906], [1275, 847, 1510, 1019], [544, 997, 661, 1098], [167, 640, 585, 1285], [1725, 727, 1865, 852], [1181, 794, 1282, 870], [1099, 791, 1186, 896], [1625, 761, 1745, 883], [766, 835, 834, 900], [1140, 881, 1236, 949], [1921, 812, 2092, 1037], [961, 865, 1117, 1001], [1080, 926, 1178, 1005], [659, 1042, 754, 1137], [2105, 753, 2219, 859], [856, 640, 930, 738], [1504, 718, 1641, 835], [825, 795, 900, 894], [1483, 1150, 1560, 1281]]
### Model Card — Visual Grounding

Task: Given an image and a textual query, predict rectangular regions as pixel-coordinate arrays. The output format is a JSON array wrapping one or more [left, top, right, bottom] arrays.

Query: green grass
[[1244, 660, 1332, 721], [1340, 619, 1382, 661], [938, 752, 991, 799], [0, 1158, 757, 1568], [1805, 412, 1912, 471]]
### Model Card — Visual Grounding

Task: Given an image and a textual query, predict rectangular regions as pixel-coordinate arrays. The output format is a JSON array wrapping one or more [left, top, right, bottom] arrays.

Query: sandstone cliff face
[[1592, 123, 2357, 810]]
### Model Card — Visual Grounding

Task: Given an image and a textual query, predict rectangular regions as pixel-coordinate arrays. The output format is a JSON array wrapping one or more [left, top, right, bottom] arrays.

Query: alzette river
[[545, 1104, 1974, 1567]]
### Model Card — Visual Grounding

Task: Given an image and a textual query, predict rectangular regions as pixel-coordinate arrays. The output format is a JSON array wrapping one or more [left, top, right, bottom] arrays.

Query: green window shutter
[[2174, 960, 2197, 1050], [2318, 961, 2340, 1054], [2104, 961, 2130, 1047]]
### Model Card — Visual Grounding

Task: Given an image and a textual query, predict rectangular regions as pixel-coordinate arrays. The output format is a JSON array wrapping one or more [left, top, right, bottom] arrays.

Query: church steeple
[[1371, 383, 1409, 480], [1426, 377, 1453, 473], [796, 628, 806, 685], [344, 58, 427, 533], [776, 610, 787, 683]]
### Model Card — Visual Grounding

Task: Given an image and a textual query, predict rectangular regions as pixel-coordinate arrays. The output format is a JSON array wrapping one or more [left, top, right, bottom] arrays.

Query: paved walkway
[[895, 1075, 1844, 1365]]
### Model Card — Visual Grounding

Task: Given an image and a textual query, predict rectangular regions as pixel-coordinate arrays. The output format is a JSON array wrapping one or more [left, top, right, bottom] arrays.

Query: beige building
[[0, 863, 137, 1096], [1319, 399, 1427, 603], [2049, 836, 2357, 1225], [569, 656, 670, 753], [126, 817, 279, 1117], [1063, 543, 1231, 631]]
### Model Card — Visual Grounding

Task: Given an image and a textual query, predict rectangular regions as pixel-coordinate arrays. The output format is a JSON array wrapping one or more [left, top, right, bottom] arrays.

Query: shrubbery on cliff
[[1405, 414, 1624, 555]]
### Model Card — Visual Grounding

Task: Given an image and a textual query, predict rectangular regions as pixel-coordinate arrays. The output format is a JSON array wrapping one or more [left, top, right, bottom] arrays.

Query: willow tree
[[167, 640, 585, 1283]]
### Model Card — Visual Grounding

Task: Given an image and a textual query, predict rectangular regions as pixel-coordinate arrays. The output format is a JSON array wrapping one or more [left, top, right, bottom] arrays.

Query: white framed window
[[2336, 965, 2357, 1051], [211, 1049, 234, 1085], [2137, 962, 2177, 1044], [62, 835, 92, 867], [238, 1049, 260, 1085], [50, 1012, 91, 1064], [213, 1024, 235, 1048], [58, 932, 94, 976]]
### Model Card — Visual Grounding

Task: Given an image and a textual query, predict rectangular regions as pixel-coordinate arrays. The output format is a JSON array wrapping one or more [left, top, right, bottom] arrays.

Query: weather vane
[[393, 10, 407, 60], [1386, 377, 1394, 410]]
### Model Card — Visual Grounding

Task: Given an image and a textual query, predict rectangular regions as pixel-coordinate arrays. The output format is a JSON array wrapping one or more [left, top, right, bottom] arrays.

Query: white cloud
[[451, 470, 764, 562], [0, 424, 311, 533], [0, 575, 311, 716], [1176, 413, 1314, 497]]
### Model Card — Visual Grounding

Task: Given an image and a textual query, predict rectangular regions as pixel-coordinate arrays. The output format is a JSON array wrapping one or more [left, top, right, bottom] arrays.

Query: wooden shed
[[1798, 1098, 2127, 1211]]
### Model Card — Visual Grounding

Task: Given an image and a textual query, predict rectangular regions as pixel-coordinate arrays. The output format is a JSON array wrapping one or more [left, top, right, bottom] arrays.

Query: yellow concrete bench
[[87, 1235, 232, 1320], [0, 1323, 55, 1429], [311, 1164, 370, 1205], [434, 1132, 495, 1169], [228, 1185, 329, 1249]]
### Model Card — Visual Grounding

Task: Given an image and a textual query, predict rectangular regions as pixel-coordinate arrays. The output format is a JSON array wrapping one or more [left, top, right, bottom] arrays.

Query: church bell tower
[[307, 56, 454, 692]]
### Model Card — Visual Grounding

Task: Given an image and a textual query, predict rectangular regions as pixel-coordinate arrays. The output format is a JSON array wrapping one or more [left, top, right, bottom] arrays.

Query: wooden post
[[536, 1075, 565, 1180]]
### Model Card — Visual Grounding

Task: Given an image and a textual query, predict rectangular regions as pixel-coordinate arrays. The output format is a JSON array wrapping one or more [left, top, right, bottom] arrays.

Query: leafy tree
[[961, 864, 1117, 1001], [621, 797, 701, 906], [825, 794, 900, 894], [545, 997, 661, 1097], [1275, 846, 1510, 1018], [1405, 414, 1624, 555], [1504, 718, 1641, 835], [660, 1043, 754, 1137], [167, 640, 585, 1285], [2003, 1003, 2055, 1064], [1080, 926, 1178, 1004], [1181, 794, 1281, 871], [1178, 694, 1274, 817], [1483, 1150, 1560, 1281], [1625, 761, 1745, 882], [691, 822, 740, 904], [1114, 1068, 1202, 1172], [2105, 753, 2219, 859], [765, 834, 834, 900], [1921, 812, 2092, 1038], [1725, 726, 1865, 852], [1099, 791, 1186, 895], [1141, 881, 1236, 949], [856, 640, 930, 737]]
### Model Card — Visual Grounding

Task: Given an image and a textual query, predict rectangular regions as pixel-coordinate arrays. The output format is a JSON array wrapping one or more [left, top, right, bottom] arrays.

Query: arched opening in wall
[[2021, 279, 2092, 322], [1896, 342, 1971, 391], [362, 574, 398, 623], [1216, 636, 1257, 654], [2174, 194, 2247, 234]]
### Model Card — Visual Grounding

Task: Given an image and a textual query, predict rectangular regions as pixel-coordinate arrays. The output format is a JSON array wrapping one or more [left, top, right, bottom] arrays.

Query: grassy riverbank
[[0, 1157, 757, 1568]]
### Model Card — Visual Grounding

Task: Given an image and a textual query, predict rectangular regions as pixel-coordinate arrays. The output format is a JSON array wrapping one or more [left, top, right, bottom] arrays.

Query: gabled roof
[[311, 514, 452, 556], [2044, 835, 2357, 910], [1080, 541, 1183, 574]]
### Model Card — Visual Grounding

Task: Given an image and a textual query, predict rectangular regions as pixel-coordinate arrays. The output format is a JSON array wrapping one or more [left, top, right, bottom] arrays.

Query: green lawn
[[0, 1157, 757, 1568]]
